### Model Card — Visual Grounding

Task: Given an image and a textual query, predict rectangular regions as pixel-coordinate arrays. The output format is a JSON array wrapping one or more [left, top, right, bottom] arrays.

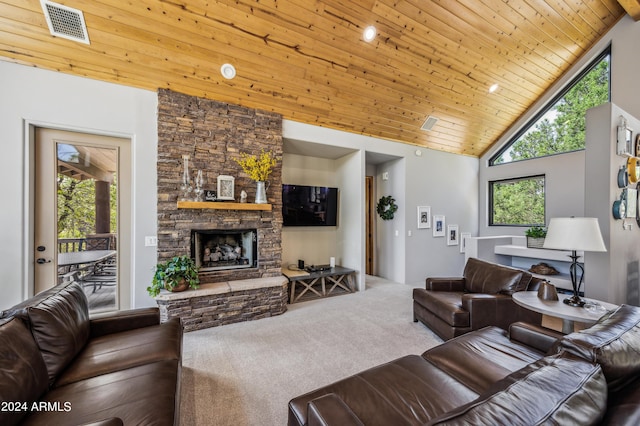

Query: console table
[[282, 266, 356, 303]]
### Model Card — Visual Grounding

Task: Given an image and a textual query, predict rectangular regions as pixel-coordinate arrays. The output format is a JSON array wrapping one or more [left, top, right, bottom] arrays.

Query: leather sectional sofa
[[0, 281, 182, 426], [413, 257, 543, 340], [289, 304, 640, 425]]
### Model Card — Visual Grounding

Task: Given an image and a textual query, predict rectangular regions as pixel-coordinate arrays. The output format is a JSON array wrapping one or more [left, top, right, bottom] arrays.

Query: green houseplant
[[147, 255, 200, 297], [525, 226, 547, 248]]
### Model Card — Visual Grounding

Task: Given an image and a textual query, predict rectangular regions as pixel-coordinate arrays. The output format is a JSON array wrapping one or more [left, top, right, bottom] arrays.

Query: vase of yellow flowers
[[235, 149, 277, 204]]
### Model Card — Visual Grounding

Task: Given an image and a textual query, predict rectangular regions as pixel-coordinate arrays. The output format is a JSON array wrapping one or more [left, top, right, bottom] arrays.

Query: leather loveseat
[[0, 281, 182, 426], [413, 257, 543, 340], [289, 304, 640, 426]]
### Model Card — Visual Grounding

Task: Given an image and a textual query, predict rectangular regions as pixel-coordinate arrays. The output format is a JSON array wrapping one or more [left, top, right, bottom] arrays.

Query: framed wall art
[[433, 215, 445, 237], [447, 225, 459, 246], [460, 232, 471, 253], [217, 175, 235, 201], [417, 206, 431, 228]]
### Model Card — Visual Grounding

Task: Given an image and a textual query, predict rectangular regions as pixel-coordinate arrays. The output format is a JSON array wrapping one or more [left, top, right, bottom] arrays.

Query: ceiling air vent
[[421, 116, 439, 131], [41, 0, 90, 45]]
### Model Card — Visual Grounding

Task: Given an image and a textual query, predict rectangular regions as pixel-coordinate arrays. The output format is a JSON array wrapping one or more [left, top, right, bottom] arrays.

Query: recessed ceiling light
[[220, 63, 236, 80], [363, 26, 376, 42], [489, 83, 499, 93]]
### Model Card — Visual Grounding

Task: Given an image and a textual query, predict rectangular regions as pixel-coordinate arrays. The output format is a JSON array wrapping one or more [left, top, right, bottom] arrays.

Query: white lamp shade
[[543, 217, 607, 252]]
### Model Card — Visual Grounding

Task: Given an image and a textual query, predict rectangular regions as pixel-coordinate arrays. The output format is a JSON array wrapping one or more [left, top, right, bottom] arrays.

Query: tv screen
[[282, 184, 338, 226]]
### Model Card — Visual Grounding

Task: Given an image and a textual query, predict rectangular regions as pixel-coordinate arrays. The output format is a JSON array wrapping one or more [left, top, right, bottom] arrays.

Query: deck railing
[[58, 235, 114, 252]]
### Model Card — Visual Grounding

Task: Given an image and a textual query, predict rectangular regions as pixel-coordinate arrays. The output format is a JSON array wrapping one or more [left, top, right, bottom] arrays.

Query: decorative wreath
[[377, 195, 398, 220]]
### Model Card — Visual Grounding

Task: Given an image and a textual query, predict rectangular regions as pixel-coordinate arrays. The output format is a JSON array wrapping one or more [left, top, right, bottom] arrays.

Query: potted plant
[[147, 255, 200, 297], [525, 226, 547, 248], [234, 149, 278, 204]]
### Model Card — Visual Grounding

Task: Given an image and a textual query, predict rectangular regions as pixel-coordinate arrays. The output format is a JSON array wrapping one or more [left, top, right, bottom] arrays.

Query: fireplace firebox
[[191, 229, 257, 271]]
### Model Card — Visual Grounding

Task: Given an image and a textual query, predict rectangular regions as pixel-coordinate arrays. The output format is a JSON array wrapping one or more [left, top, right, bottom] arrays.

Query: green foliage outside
[[493, 57, 610, 164], [57, 175, 117, 238], [490, 53, 610, 225], [491, 177, 545, 226]]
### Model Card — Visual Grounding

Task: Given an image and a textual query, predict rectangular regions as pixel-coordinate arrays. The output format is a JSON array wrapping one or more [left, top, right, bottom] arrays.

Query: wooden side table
[[282, 266, 356, 303], [513, 291, 618, 334]]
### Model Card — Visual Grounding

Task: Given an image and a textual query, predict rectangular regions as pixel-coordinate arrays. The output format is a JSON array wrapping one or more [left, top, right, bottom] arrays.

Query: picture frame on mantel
[[217, 175, 235, 200]]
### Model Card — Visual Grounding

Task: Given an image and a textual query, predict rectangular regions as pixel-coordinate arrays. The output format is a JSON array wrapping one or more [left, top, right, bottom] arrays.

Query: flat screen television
[[282, 184, 338, 226]]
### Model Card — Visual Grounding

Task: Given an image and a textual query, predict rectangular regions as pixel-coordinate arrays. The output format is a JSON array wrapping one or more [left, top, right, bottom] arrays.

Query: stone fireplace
[[191, 229, 257, 271], [157, 89, 283, 285]]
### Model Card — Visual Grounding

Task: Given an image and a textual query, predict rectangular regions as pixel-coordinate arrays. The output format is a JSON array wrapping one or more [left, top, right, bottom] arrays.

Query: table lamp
[[542, 217, 607, 307]]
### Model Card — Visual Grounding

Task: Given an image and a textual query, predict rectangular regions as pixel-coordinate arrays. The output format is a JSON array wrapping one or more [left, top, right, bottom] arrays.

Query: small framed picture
[[447, 225, 459, 246], [460, 232, 471, 253], [204, 189, 217, 201], [417, 206, 431, 229], [217, 175, 235, 201], [433, 215, 445, 237]]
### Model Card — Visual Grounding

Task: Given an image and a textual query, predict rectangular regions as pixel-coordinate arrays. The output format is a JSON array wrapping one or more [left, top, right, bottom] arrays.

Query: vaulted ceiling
[[0, 1, 635, 156]]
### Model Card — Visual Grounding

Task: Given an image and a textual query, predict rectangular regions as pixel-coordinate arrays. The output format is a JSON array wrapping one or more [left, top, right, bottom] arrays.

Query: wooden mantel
[[177, 201, 272, 211]]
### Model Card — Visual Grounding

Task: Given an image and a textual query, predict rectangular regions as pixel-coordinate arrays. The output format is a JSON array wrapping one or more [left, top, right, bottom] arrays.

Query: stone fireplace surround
[[157, 89, 283, 284], [156, 89, 286, 329]]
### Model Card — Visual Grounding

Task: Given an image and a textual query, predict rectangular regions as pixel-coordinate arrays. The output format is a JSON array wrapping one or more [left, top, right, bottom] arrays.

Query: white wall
[[375, 158, 406, 283], [0, 61, 158, 310], [585, 103, 640, 305], [282, 121, 479, 285], [335, 151, 365, 289]]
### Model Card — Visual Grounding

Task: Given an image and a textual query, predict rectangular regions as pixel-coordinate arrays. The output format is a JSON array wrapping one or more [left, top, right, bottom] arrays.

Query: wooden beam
[[618, 0, 640, 20]]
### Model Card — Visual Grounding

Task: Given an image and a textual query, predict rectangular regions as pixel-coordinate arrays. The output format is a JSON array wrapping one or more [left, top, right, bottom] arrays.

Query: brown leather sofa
[[289, 304, 640, 426], [413, 257, 543, 340], [0, 281, 182, 426]]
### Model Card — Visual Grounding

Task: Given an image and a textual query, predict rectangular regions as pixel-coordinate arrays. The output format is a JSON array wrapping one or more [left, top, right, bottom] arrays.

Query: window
[[490, 176, 545, 226], [490, 48, 610, 165]]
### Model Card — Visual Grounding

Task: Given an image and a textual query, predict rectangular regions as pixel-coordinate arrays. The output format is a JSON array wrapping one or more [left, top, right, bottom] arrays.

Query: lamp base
[[563, 296, 585, 307]]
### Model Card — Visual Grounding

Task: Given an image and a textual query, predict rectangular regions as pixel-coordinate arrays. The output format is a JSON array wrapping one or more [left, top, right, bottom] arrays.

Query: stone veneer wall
[[157, 89, 283, 284]]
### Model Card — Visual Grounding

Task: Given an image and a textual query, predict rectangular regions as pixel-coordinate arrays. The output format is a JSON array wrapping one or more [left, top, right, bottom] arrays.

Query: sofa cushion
[[21, 360, 180, 426], [603, 376, 640, 425], [426, 352, 607, 426], [0, 318, 49, 426], [422, 326, 547, 394], [0, 281, 73, 321], [26, 282, 90, 386], [413, 290, 469, 327], [463, 257, 524, 294], [55, 317, 182, 387], [288, 355, 479, 426], [557, 304, 640, 391]]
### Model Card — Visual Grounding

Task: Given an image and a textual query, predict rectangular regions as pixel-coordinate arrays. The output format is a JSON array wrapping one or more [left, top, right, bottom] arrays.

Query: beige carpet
[[180, 275, 443, 426]]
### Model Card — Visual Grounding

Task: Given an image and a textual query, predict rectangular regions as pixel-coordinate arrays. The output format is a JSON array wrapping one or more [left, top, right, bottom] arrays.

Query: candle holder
[[180, 155, 193, 201], [194, 169, 204, 202]]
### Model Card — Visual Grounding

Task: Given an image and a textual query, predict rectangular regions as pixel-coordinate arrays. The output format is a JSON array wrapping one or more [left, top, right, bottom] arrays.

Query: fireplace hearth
[[191, 229, 257, 272]]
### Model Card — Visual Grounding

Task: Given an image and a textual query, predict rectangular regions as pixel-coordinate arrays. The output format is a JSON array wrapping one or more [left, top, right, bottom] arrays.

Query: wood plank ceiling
[[0, 0, 629, 157]]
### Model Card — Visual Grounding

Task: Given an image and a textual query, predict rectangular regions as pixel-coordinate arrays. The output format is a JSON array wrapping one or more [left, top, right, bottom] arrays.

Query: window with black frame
[[490, 175, 545, 226], [490, 48, 610, 166]]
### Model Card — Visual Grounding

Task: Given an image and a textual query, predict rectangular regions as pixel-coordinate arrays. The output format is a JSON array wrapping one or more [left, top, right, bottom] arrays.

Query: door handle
[[36, 258, 52, 264]]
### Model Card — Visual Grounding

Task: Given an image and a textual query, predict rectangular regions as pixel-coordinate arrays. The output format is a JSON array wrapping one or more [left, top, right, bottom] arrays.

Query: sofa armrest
[[461, 293, 513, 330], [509, 321, 564, 354], [89, 307, 160, 338], [425, 277, 465, 292], [307, 394, 364, 426]]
